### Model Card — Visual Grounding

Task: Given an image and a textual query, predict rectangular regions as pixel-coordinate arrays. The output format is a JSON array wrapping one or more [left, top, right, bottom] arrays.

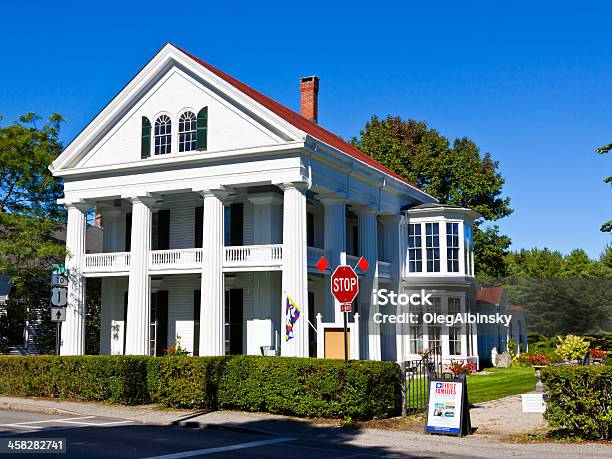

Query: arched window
[[154, 115, 172, 155], [178, 111, 197, 152]]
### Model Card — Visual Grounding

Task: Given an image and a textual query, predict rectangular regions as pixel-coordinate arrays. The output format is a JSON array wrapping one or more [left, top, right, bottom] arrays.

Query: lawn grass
[[467, 367, 537, 404]]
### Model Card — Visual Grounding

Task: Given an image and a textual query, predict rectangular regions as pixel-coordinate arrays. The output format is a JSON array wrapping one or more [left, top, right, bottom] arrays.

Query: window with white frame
[[447, 222, 459, 272], [154, 115, 172, 155], [178, 111, 197, 152], [464, 224, 473, 276], [425, 222, 440, 272], [408, 224, 422, 272], [427, 297, 442, 351], [408, 302, 424, 354], [448, 297, 462, 355]]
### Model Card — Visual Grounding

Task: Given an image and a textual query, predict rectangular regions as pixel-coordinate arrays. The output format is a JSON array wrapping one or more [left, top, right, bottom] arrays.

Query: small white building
[[50, 44, 486, 364]]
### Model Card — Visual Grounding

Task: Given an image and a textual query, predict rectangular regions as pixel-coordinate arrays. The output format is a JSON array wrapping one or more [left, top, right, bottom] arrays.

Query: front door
[[225, 289, 243, 355], [150, 291, 168, 356]]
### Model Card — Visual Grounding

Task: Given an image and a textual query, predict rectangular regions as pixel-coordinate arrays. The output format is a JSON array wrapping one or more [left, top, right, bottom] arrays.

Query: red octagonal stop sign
[[331, 265, 359, 304]]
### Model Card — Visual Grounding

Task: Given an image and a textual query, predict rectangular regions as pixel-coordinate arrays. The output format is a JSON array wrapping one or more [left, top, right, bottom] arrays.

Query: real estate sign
[[425, 377, 471, 436]]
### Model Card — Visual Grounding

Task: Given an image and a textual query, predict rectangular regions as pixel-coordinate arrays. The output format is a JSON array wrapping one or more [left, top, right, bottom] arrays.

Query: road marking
[[0, 416, 96, 427], [53, 419, 134, 426], [0, 424, 42, 430], [142, 437, 296, 459]]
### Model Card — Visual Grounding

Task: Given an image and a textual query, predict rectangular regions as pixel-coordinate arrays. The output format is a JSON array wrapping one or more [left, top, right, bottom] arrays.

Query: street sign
[[331, 265, 359, 304], [51, 286, 68, 307], [51, 307, 66, 322], [51, 274, 68, 287], [51, 263, 67, 275], [331, 265, 359, 364]]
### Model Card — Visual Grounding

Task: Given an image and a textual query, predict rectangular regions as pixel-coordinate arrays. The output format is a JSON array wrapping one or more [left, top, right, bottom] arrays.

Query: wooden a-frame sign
[[424, 373, 472, 437]]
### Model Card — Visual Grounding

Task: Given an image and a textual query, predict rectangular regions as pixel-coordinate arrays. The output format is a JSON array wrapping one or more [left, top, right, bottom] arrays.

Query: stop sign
[[331, 265, 359, 304]]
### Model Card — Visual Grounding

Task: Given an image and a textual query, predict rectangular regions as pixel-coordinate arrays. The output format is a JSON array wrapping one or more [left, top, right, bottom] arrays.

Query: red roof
[[510, 305, 527, 312], [176, 46, 426, 193], [476, 287, 505, 305]]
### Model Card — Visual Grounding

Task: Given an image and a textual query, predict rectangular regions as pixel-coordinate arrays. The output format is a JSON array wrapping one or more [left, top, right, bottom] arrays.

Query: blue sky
[[1, 1, 610, 257]]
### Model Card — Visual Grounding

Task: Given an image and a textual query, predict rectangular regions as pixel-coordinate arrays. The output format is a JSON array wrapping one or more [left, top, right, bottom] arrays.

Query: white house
[[50, 44, 485, 364]]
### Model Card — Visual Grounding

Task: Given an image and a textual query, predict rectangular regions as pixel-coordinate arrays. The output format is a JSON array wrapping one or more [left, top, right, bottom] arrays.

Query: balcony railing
[[83, 252, 130, 273], [224, 244, 283, 269], [150, 248, 203, 271]]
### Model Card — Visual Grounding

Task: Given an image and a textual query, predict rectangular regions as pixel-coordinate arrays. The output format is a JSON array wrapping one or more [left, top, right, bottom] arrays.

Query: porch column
[[320, 195, 346, 323], [280, 182, 309, 357], [125, 197, 154, 355], [199, 189, 228, 356], [61, 203, 88, 355], [99, 207, 121, 354], [356, 207, 380, 360]]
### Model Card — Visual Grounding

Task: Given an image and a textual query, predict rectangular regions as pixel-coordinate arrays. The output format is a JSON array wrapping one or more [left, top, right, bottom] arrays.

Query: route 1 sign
[[51, 286, 68, 307], [51, 274, 68, 287], [51, 307, 66, 322]]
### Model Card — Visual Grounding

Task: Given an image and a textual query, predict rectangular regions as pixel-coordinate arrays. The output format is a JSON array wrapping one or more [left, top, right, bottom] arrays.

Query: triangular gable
[[52, 44, 305, 171]]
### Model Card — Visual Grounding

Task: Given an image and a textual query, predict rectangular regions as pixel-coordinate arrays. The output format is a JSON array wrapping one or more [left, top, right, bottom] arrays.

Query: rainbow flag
[[285, 294, 302, 341]]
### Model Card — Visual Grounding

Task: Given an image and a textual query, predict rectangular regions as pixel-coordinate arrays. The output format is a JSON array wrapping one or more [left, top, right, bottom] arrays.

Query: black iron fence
[[401, 346, 443, 415]]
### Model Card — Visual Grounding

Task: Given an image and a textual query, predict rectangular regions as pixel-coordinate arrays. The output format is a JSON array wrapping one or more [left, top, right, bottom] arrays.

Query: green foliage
[[217, 356, 401, 420], [541, 366, 612, 440], [351, 115, 512, 278], [555, 335, 590, 362], [0, 356, 150, 405], [0, 113, 66, 293], [503, 248, 612, 335], [147, 356, 229, 409], [0, 355, 402, 420], [595, 143, 611, 233]]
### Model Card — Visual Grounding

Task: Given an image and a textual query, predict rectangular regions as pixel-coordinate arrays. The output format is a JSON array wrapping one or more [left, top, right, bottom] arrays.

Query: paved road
[[0, 410, 449, 458]]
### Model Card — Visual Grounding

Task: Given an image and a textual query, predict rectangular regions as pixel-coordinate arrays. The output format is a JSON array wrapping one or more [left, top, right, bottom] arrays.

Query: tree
[[351, 116, 512, 277], [0, 113, 66, 284], [503, 247, 612, 334], [0, 113, 67, 351], [595, 143, 611, 233]]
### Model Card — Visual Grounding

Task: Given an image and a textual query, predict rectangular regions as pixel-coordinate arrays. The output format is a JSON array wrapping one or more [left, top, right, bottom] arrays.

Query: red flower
[[591, 348, 608, 359]]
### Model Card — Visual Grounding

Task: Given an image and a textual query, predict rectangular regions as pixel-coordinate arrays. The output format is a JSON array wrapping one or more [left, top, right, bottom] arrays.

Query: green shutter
[[196, 107, 208, 151], [141, 116, 151, 159]]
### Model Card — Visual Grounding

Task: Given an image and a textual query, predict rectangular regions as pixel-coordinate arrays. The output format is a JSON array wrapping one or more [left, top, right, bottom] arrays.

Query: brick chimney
[[300, 76, 319, 123]]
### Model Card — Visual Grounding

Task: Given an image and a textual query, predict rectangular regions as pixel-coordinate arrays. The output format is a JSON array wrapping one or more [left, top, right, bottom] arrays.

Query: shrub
[[448, 360, 477, 375], [0, 355, 402, 420], [217, 356, 402, 420], [590, 348, 608, 360], [513, 353, 551, 367], [147, 356, 228, 409], [0, 355, 150, 405], [555, 335, 589, 362], [541, 366, 612, 440]]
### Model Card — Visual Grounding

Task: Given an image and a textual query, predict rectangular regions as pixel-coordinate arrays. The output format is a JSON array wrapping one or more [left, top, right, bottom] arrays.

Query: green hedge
[[0, 356, 149, 405], [147, 356, 229, 409], [217, 356, 401, 419], [0, 355, 401, 420], [541, 366, 612, 440]]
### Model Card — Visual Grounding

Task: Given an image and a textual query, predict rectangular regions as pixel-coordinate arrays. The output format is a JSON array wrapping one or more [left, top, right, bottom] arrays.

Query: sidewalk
[[1, 395, 610, 458]]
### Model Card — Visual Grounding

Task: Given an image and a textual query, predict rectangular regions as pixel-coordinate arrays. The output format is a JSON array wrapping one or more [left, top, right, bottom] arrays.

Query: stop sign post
[[331, 265, 359, 363]]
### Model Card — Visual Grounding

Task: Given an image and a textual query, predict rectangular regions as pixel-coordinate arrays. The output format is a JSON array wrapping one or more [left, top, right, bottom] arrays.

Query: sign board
[[425, 376, 471, 436], [340, 303, 352, 313], [51, 307, 66, 322], [51, 274, 68, 287], [51, 286, 68, 307], [521, 393, 547, 413], [51, 263, 67, 275], [331, 265, 359, 304]]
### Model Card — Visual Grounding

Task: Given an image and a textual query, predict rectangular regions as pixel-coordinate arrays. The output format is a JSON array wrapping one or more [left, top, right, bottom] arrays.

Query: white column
[[199, 189, 227, 356], [280, 182, 309, 357], [125, 197, 154, 355], [357, 208, 380, 360], [61, 203, 88, 356], [320, 195, 346, 323], [99, 208, 121, 354], [249, 194, 283, 244]]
